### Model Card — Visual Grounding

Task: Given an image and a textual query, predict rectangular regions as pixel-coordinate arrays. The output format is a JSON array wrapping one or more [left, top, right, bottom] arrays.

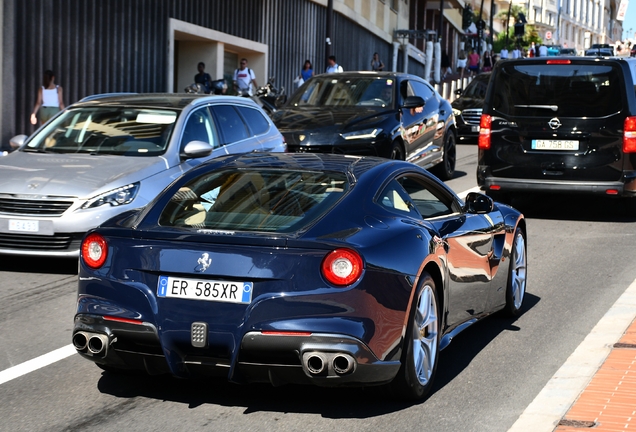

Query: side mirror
[[9, 134, 27, 149], [180, 140, 213, 159], [464, 192, 494, 214], [401, 96, 425, 109]]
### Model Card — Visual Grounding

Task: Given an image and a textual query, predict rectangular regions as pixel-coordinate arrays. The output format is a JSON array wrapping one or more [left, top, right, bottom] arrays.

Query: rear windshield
[[159, 168, 348, 233], [491, 63, 622, 117]]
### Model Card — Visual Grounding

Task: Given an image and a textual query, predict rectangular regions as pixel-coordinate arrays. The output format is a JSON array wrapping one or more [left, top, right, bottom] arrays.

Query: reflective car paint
[[73, 152, 526, 395], [272, 72, 457, 179]]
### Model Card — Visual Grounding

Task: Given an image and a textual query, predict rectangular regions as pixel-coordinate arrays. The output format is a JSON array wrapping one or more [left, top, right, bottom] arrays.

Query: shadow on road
[[503, 193, 636, 223], [0, 255, 78, 275], [95, 293, 541, 418]]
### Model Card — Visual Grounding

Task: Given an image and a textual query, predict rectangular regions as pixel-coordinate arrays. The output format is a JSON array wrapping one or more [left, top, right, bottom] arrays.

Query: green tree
[[495, 4, 525, 26]]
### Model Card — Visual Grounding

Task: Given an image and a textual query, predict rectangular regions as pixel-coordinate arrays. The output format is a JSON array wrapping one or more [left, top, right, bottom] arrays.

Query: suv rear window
[[159, 168, 348, 232], [491, 63, 622, 117]]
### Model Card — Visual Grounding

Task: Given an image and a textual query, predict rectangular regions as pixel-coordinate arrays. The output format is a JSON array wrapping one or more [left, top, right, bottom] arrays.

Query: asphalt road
[[1, 144, 635, 432]]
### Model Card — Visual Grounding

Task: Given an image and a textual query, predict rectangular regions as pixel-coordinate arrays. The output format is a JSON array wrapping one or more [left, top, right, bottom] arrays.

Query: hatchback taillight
[[624, 117, 636, 153], [478, 114, 492, 150], [321, 248, 363, 286], [81, 233, 108, 269]]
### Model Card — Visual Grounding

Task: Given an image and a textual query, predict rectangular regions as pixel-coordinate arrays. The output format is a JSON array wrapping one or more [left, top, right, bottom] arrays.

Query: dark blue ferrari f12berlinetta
[[73, 152, 527, 400]]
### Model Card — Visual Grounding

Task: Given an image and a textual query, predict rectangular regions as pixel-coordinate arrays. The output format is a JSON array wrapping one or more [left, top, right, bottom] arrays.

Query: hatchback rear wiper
[[514, 104, 558, 111]]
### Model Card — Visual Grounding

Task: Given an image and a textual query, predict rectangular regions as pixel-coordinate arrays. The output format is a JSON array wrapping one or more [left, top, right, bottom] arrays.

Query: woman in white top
[[30, 70, 65, 125]]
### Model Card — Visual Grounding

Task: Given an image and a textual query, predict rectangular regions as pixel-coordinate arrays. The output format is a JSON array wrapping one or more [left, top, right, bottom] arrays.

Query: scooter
[[253, 77, 286, 115], [184, 79, 228, 95]]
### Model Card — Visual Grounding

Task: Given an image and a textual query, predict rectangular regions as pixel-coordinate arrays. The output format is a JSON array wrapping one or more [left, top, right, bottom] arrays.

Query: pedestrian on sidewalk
[[194, 62, 213, 94], [457, 50, 467, 80], [233, 58, 258, 95], [370, 52, 385, 71], [326, 56, 343, 73], [467, 49, 480, 76], [30, 70, 64, 126], [482, 50, 494, 72], [441, 50, 451, 79]]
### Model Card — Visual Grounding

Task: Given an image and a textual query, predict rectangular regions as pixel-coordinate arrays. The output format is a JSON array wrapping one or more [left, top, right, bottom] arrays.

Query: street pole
[[438, 0, 444, 46], [505, 0, 512, 47], [326, 0, 333, 70], [478, 0, 485, 55]]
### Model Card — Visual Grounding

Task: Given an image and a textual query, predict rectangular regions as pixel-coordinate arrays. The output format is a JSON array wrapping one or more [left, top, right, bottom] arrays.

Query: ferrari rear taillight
[[321, 248, 363, 286], [81, 233, 108, 269], [623, 116, 636, 153], [478, 114, 492, 150]]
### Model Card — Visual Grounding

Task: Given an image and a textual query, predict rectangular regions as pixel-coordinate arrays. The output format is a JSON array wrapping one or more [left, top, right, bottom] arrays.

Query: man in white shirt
[[500, 46, 509, 59], [512, 46, 522, 58], [538, 44, 548, 57], [233, 58, 258, 95], [326, 56, 343, 73]]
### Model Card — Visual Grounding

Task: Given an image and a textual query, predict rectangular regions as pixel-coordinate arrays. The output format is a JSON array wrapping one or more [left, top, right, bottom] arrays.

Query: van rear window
[[492, 64, 622, 117]]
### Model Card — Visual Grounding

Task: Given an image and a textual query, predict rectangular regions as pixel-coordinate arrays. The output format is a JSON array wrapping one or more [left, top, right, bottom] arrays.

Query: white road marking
[[458, 186, 481, 199], [508, 278, 636, 431], [0, 344, 76, 385]]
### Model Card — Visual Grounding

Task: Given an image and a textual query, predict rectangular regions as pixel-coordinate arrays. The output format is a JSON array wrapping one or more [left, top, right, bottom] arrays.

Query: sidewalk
[[509, 280, 636, 432], [555, 319, 636, 432]]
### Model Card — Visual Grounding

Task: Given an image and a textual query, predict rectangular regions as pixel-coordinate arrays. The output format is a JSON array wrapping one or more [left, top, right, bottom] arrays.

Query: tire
[[431, 131, 456, 180], [388, 140, 404, 160], [389, 272, 440, 400], [503, 227, 527, 317]]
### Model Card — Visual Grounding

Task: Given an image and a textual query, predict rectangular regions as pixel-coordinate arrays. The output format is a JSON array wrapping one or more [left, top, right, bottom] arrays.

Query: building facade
[[0, 0, 623, 150]]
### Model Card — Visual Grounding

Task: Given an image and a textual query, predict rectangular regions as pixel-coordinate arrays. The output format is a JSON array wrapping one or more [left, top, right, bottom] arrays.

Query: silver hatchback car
[[0, 94, 286, 256]]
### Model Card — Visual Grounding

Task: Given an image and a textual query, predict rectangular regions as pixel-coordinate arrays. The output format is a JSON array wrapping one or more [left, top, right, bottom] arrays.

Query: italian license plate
[[471, 125, 480, 132], [9, 219, 39, 232], [531, 139, 579, 150], [157, 276, 253, 304]]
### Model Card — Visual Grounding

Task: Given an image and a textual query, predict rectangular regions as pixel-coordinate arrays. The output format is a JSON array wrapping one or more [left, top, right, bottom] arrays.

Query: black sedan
[[451, 72, 490, 143], [73, 152, 527, 400], [272, 72, 458, 180]]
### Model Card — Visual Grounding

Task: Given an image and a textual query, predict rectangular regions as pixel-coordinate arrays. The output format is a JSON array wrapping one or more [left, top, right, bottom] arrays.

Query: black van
[[477, 56, 636, 201]]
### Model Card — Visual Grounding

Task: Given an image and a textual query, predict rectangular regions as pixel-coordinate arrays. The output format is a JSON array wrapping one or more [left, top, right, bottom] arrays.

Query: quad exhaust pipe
[[332, 354, 354, 375], [302, 352, 356, 377], [73, 331, 109, 357]]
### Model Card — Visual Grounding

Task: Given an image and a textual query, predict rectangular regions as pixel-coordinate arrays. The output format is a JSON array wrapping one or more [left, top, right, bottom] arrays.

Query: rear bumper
[[72, 314, 401, 387], [477, 167, 636, 197]]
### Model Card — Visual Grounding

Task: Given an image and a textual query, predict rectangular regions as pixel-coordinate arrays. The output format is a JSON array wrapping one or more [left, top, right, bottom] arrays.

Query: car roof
[[499, 56, 634, 63], [318, 71, 425, 82], [197, 151, 403, 182], [73, 93, 258, 110]]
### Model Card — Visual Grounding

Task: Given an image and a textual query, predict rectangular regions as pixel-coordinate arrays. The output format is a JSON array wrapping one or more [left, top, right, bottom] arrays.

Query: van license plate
[[531, 140, 579, 150]]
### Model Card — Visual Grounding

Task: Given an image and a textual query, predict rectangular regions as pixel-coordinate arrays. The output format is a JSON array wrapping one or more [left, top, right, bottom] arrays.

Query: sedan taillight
[[478, 114, 492, 150], [81, 233, 108, 269], [624, 116, 636, 153], [321, 248, 363, 286]]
